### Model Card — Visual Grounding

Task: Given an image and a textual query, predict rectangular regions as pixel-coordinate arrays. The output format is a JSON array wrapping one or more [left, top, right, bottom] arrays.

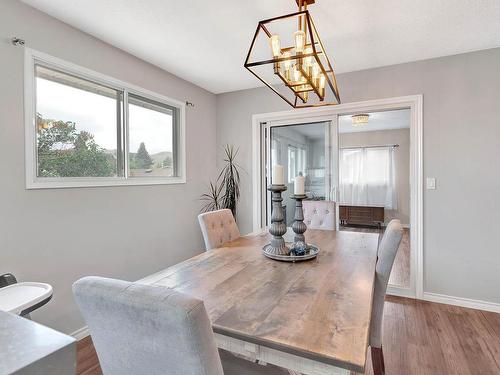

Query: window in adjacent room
[[287, 145, 306, 183], [339, 146, 397, 209]]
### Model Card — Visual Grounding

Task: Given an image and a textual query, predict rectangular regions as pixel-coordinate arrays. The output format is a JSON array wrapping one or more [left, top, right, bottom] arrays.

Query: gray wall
[[340, 128, 411, 225], [1, 0, 216, 334], [217, 47, 500, 304]]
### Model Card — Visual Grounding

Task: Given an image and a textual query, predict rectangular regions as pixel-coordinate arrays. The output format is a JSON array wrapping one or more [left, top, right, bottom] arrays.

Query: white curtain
[[339, 146, 397, 209]]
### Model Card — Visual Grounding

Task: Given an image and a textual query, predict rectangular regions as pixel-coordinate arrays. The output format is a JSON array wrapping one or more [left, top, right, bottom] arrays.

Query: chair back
[[369, 220, 403, 348], [198, 209, 240, 250], [302, 201, 336, 230], [73, 277, 224, 375]]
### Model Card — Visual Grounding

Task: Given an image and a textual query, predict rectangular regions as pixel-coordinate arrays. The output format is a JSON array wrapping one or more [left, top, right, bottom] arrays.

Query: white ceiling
[[21, 0, 500, 94], [339, 109, 410, 133]]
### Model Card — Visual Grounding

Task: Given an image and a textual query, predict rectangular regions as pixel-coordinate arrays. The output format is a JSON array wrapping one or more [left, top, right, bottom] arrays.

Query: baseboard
[[387, 285, 415, 298], [422, 292, 500, 313], [71, 325, 89, 340]]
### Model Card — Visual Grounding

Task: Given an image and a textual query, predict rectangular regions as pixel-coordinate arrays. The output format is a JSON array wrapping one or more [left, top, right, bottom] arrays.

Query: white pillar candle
[[294, 174, 305, 195], [272, 165, 284, 185]]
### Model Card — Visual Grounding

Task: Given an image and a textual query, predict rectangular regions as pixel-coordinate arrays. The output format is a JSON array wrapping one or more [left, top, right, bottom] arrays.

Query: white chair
[[302, 200, 336, 230], [198, 209, 240, 250], [73, 277, 287, 375], [369, 219, 403, 375]]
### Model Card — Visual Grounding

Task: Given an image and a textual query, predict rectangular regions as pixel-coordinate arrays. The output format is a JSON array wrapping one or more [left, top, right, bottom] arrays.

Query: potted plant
[[200, 145, 243, 216]]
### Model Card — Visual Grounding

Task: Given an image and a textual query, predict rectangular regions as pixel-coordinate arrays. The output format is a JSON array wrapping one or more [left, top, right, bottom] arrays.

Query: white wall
[[216, 47, 500, 305], [340, 128, 410, 225], [0, 0, 217, 334]]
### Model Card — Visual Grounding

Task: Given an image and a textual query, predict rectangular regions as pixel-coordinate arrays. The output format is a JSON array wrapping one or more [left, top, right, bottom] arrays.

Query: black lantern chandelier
[[245, 0, 340, 108]]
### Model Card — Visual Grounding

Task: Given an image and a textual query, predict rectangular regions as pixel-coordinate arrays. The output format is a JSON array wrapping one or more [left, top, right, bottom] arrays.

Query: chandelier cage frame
[[244, 4, 341, 108]]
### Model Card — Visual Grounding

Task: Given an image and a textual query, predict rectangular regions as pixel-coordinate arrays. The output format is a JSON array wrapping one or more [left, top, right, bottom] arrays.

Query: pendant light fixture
[[244, 0, 340, 108], [351, 114, 370, 126]]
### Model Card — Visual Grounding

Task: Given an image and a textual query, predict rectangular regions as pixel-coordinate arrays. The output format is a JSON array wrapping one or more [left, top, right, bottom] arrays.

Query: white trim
[[387, 285, 417, 298], [71, 325, 90, 341], [24, 48, 187, 189], [251, 95, 423, 299], [422, 292, 500, 314]]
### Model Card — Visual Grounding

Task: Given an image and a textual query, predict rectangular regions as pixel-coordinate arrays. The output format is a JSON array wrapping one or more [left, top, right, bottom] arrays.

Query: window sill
[[25, 176, 186, 190]]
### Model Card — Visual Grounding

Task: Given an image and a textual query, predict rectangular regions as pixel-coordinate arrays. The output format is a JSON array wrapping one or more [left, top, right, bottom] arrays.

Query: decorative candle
[[272, 165, 284, 185], [294, 174, 305, 195]]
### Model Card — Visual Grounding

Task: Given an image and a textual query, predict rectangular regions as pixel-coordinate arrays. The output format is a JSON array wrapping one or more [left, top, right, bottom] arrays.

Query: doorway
[[338, 109, 411, 288], [252, 95, 423, 298]]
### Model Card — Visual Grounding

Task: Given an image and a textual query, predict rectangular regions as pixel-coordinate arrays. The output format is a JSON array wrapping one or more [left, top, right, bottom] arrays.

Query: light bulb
[[283, 51, 291, 70], [319, 74, 326, 90], [312, 63, 320, 80], [304, 46, 313, 69], [294, 30, 305, 54], [302, 91, 309, 102], [293, 65, 301, 82], [319, 74, 326, 98], [270, 35, 281, 58]]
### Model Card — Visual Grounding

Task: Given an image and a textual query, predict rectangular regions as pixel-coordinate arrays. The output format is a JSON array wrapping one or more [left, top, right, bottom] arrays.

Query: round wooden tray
[[262, 243, 319, 262]]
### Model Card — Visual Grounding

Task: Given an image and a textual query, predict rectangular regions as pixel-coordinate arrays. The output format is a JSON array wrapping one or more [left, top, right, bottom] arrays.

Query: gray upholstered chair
[[198, 209, 240, 250], [369, 219, 403, 375], [73, 277, 286, 375], [302, 200, 336, 230]]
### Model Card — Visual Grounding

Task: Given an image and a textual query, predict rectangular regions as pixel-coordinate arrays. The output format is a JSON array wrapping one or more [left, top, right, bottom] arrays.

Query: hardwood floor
[[76, 296, 500, 375], [339, 225, 411, 288], [76, 336, 102, 375]]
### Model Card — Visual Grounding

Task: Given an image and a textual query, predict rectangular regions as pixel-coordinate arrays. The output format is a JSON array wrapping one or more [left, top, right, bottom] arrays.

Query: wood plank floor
[[76, 296, 500, 375], [339, 225, 411, 288]]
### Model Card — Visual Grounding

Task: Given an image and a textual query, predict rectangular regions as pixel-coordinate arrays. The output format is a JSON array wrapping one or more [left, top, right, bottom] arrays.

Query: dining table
[[138, 228, 380, 375]]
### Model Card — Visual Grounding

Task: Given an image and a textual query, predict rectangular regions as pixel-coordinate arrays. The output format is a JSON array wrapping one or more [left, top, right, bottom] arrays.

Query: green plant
[[200, 145, 243, 216], [36, 113, 115, 177], [200, 181, 224, 212], [135, 142, 153, 169]]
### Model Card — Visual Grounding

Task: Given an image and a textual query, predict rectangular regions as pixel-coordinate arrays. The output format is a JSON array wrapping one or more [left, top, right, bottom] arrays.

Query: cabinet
[[339, 205, 384, 228]]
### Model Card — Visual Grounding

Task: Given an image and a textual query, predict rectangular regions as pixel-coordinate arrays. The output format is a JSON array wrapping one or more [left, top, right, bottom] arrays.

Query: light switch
[[426, 177, 436, 190]]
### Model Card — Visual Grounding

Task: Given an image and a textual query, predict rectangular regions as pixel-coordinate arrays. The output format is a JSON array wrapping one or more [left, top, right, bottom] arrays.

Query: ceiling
[[339, 109, 410, 133], [21, 0, 500, 94]]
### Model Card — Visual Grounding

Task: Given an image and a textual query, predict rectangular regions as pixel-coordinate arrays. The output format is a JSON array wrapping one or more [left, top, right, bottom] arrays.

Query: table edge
[[213, 324, 365, 373]]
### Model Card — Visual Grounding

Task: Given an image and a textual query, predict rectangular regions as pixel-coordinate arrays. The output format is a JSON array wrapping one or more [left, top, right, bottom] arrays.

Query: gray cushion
[[198, 209, 240, 251], [369, 220, 404, 348], [73, 277, 224, 375]]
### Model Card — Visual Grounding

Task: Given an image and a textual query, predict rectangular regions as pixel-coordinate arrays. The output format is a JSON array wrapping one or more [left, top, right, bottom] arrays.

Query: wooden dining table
[[138, 229, 379, 375]]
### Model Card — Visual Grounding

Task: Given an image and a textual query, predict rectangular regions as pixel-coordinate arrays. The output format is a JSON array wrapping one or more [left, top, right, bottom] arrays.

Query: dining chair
[[369, 219, 403, 375], [198, 209, 240, 250], [73, 276, 286, 375], [302, 201, 336, 230]]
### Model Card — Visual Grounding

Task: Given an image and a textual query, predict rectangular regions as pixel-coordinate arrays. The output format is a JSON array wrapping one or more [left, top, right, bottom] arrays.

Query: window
[[287, 145, 306, 183], [339, 146, 397, 209], [25, 49, 185, 188]]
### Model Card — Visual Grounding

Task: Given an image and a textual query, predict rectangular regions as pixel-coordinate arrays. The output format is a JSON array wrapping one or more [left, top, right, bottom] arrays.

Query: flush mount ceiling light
[[244, 0, 340, 108], [351, 113, 370, 126]]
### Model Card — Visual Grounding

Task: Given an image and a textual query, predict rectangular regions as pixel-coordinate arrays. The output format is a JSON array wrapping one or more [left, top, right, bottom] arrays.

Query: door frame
[[251, 95, 423, 299]]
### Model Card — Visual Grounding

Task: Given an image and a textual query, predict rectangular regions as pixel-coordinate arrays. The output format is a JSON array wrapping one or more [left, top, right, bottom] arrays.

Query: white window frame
[[24, 48, 186, 189]]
